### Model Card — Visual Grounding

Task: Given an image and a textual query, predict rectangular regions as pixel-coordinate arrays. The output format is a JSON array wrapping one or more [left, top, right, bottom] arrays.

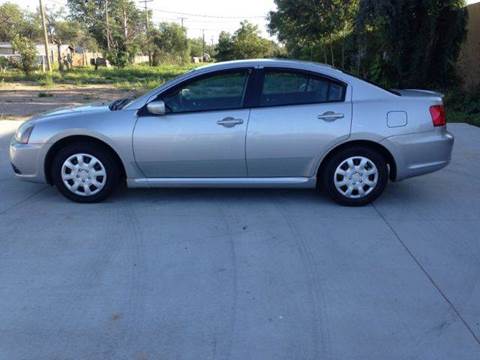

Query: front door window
[[163, 71, 249, 113]]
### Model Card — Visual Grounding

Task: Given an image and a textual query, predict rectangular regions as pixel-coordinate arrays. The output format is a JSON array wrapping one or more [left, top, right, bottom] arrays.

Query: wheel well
[[317, 140, 397, 181], [44, 135, 127, 185]]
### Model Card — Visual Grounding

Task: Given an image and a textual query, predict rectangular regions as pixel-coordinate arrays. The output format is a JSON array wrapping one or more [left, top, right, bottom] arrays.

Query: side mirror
[[147, 100, 166, 115]]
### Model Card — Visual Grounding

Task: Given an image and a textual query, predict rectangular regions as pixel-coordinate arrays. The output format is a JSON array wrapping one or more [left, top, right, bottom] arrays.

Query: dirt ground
[[0, 83, 138, 120]]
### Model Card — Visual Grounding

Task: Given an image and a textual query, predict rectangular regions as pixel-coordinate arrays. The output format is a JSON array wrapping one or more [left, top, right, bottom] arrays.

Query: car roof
[[196, 58, 334, 70], [126, 59, 393, 109], [191, 59, 346, 77]]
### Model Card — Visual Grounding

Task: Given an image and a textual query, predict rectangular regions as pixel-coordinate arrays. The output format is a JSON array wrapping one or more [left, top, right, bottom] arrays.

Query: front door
[[133, 69, 251, 178]]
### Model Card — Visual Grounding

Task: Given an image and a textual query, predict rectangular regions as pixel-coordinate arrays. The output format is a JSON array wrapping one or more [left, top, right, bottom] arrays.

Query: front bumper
[[382, 128, 454, 181], [9, 137, 47, 183]]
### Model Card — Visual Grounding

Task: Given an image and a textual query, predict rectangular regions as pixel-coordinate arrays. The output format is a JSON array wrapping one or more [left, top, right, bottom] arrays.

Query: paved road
[[0, 121, 479, 360]]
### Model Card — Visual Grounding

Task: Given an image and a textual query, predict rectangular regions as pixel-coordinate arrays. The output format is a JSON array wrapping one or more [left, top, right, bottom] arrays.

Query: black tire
[[320, 146, 388, 206], [51, 142, 120, 203]]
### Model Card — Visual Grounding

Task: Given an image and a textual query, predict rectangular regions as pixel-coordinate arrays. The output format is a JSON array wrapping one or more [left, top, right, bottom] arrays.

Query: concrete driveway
[[0, 120, 479, 360]]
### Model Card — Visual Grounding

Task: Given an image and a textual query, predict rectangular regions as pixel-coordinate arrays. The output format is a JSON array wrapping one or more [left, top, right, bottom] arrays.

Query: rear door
[[246, 68, 352, 177]]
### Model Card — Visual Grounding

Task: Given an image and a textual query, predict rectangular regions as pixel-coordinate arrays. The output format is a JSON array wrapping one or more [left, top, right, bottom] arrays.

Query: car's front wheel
[[321, 146, 388, 206], [51, 142, 120, 203]]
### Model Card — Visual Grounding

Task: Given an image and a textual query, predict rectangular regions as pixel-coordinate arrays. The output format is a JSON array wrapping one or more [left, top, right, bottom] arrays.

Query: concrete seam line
[[0, 186, 49, 216], [371, 203, 480, 347]]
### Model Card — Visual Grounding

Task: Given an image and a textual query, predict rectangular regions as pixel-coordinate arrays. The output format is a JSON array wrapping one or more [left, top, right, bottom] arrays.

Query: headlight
[[15, 124, 35, 144]]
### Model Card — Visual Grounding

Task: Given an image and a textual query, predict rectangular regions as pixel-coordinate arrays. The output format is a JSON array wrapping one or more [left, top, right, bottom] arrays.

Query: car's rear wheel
[[321, 146, 388, 206], [51, 142, 120, 203]]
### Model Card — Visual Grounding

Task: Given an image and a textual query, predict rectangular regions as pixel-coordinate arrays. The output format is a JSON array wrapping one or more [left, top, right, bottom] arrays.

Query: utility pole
[[105, 0, 111, 51], [139, 0, 153, 65], [139, 0, 153, 31], [202, 29, 205, 62], [39, 0, 51, 72], [179, 17, 187, 30], [179, 17, 188, 62]]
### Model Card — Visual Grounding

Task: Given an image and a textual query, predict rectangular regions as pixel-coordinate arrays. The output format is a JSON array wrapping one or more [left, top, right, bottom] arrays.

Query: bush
[[39, 74, 55, 87], [11, 35, 38, 76], [444, 86, 480, 127], [0, 57, 9, 72]]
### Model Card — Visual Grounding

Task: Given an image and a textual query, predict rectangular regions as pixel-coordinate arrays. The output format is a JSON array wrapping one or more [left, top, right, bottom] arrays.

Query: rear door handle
[[217, 117, 244, 128], [318, 112, 344, 122]]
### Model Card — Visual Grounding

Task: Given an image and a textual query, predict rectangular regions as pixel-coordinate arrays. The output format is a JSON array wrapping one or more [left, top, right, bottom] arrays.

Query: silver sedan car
[[10, 59, 454, 205]]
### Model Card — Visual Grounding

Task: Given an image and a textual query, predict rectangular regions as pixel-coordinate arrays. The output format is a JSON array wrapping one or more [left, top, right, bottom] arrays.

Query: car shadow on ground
[[38, 180, 410, 208]]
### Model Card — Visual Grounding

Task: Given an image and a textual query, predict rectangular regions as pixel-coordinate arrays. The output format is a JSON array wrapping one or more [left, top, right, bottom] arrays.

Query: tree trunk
[[57, 42, 64, 72], [330, 42, 335, 67], [123, 7, 128, 42], [356, 42, 363, 76]]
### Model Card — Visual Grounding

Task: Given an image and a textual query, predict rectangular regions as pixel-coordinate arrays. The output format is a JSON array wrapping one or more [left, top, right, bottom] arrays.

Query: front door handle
[[217, 117, 244, 128], [318, 112, 345, 122]]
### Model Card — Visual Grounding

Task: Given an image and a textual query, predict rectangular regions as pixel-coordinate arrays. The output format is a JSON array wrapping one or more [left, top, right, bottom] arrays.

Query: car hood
[[33, 102, 110, 120]]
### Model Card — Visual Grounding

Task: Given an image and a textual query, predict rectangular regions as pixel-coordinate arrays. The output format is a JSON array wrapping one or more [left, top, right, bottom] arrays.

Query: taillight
[[430, 105, 446, 127]]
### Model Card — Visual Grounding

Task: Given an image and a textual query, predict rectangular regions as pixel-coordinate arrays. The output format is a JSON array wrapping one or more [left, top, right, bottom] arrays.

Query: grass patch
[[39, 74, 55, 88], [0, 64, 198, 90]]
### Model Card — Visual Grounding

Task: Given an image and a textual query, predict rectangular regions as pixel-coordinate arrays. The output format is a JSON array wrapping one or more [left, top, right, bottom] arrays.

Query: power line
[[155, 17, 250, 25], [150, 8, 266, 19], [48, 0, 67, 6]]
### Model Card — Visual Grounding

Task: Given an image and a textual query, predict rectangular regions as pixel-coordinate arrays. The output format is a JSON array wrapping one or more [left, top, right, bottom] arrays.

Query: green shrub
[[444, 86, 480, 127], [11, 35, 38, 76], [38, 74, 55, 87]]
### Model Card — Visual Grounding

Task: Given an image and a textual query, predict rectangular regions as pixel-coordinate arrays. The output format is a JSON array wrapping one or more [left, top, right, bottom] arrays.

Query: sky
[[1, 0, 277, 40], [1, 0, 479, 41]]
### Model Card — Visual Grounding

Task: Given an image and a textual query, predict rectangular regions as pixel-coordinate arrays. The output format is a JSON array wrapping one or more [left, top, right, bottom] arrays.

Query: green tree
[[67, 0, 145, 67], [189, 37, 205, 58], [269, 0, 467, 89], [355, 0, 468, 88], [216, 21, 277, 61], [45, 8, 96, 71], [232, 21, 273, 59], [216, 31, 235, 61], [0, 2, 42, 42], [269, 0, 358, 66], [11, 34, 38, 75], [151, 22, 189, 65]]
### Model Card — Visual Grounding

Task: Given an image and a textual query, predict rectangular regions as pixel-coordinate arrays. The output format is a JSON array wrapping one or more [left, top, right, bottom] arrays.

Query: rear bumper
[[381, 128, 454, 181], [9, 137, 46, 183]]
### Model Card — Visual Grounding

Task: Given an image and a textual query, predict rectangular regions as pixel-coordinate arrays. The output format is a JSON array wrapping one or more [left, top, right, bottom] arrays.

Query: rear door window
[[259, 69, 346, 107]]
